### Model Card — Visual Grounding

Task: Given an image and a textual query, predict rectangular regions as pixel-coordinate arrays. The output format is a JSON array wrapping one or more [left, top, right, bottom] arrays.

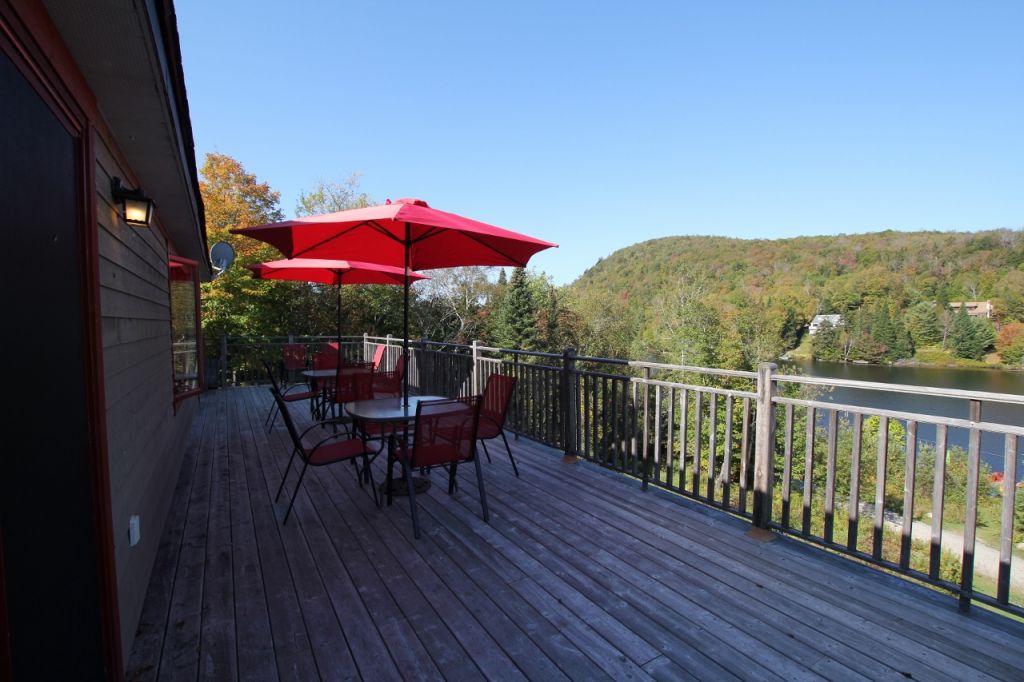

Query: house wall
[[95, 133, 199, 658]]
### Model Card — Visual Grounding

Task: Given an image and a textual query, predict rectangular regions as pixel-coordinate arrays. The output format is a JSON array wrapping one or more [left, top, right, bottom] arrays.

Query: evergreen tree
[[870, 304, 897, 361], [906, 301, 942, 348], [492, 267, 538, 350], [812, 320, 842, 361], [949, 305, 995, 360], [891, 313, 914, 359]]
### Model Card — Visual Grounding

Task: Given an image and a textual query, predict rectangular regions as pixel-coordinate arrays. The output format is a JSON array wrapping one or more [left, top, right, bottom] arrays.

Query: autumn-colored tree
[[200, 153, 290, 338], [997, 322, 1024, 366]]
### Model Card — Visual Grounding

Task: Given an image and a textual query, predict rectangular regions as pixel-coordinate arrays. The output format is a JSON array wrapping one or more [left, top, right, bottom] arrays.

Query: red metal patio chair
[[373, 354, 405, 398], [478, 373, 519, 477], [272, 388, 377, 523], [281, 343, 307, 385], [329, 363, 374, 430], [387, 396, 486, 539], [370, 344, 386, 371], [263, 360, 320, 432]]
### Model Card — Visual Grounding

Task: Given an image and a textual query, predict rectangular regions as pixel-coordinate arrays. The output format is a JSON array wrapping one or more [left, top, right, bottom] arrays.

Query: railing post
[[752, 362, 777, 529], [219, 335, 228, 388], [363, 332, 369, 362], [562, 347, 578, 457], [471, 340, 480, 395]]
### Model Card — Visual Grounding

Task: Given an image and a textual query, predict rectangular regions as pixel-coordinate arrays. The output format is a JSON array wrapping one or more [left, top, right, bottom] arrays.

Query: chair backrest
[[411, 396, 481, 468], [392, 353, 406, 378], [335, 363, 374, 403], [481, 373, 516, 429], [272, 389, 306, 458], [282, 343, 306, 371], [370, 344, 386, 370]]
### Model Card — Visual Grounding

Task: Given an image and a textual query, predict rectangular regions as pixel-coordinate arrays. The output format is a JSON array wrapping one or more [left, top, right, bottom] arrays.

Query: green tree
[[812, 320, 842, 361], [491, 267, 538, 350], [949, 305, 996, 360], [905, 301, 942, 348]]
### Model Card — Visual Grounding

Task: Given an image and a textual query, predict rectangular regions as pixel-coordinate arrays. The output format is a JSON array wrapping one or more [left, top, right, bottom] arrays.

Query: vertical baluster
[[693, 391, 703, 495], [802, 406, 815, 536], [739, 397, 751, 514], [626, 378, 634, 475], [782, 403, 794, 529], [613, 378, 622, 470], [929, 425, 948, 580], [708, 393, 718, 503], [679, 390, 689, 493], [667, 387, 676, 489], [872, 416, 890, 560], [642, 369, 651, 487], [848, 413, 863, 552], [722, 395, 733, 509], [900, 420, 918, 571], [654, 385, 663, 486], [824, 410, 838, 544], [998, 434, 1018, 604], [601, 376, 609, 466], [960, 400, 982, 612]]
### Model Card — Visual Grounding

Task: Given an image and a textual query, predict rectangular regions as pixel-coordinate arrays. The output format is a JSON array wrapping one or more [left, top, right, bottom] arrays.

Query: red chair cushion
[[306, 438, 368, 466]]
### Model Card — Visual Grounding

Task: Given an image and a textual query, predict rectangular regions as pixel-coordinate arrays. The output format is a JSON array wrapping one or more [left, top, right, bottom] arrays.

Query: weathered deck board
[[128, 387, 1024, 681]]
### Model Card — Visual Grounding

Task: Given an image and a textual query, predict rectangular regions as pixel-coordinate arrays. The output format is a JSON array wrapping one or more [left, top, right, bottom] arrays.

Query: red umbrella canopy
[[246, 258, 429, 286], [231, 198, 557, 270]]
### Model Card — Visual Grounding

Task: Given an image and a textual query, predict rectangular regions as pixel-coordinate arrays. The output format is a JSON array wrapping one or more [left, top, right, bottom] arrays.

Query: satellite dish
[[210, 241, 235, 278]]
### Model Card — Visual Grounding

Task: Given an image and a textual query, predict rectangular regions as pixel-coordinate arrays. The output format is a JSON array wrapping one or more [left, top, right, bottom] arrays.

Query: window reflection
[[169, 258, 200, 397]]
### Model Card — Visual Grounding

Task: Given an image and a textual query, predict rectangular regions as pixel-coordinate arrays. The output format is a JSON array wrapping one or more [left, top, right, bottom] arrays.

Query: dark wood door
[[0, 48, 107, 677]]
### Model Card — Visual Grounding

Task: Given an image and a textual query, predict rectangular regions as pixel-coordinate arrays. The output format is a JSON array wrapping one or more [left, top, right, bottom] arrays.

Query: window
[[169, 256, 202, 401]]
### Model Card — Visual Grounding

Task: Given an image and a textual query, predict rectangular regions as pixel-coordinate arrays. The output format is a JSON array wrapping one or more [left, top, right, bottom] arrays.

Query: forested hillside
[[566, 230, 1024, 368]]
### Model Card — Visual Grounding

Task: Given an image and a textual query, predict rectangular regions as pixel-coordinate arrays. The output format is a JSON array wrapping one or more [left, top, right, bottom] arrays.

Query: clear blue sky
[[177, 1, 1023, 285]]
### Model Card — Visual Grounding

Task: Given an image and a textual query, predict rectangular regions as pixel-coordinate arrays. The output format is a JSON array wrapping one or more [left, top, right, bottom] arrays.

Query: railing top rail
[[774, 373, 1024, 406], [633, 376, 758, 399], [473, 344, 562, 360], [627, 359, 758, 379], [773, 395, 1024, 437]]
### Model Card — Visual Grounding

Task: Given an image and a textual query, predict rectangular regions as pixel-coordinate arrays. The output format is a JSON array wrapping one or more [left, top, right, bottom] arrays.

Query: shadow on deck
[[127, 386, 1024, 681]]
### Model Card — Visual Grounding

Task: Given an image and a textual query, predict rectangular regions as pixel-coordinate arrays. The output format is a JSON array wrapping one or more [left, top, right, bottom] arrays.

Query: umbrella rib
[[293, 221, 372, 258], [440, 230, 529, 267]]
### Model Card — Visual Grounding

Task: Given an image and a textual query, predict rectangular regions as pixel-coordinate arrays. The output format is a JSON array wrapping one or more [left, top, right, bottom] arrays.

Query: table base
[[380, 476, 431, 497]]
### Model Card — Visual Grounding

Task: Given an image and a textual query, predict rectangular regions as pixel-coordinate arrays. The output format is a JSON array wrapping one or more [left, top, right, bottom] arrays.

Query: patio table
[[345, 396, 448, 496]]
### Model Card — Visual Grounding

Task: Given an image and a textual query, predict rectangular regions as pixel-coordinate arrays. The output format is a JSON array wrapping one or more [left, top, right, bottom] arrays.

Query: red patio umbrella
[[233, 198, 557, 403], [246, 258, 428, 365]]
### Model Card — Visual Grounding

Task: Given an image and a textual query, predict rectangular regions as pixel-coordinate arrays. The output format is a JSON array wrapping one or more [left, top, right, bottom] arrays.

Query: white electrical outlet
[[129, 515, 141, 547]]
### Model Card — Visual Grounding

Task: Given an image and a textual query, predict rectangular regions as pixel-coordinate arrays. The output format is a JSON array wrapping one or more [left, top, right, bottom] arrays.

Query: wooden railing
[[222, 333, 1024, 617]]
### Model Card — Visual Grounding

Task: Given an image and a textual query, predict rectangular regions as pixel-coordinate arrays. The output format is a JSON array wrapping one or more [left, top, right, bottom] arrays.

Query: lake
[[782, 359, 1024, 477]]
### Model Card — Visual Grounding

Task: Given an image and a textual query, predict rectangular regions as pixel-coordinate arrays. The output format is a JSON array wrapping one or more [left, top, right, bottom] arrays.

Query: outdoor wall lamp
[[111, 177, 154, 228]]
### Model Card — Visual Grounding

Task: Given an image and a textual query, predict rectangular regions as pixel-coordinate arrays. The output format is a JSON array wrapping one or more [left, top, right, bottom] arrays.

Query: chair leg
[[401, 458, 421, 539], [275, 446, 300, 502], [500, 429, 519, 477], [283, 461, 310, 525], [363, 454, 379, 507], [481, 440, 492, 463], [386, 444, 395, 507], [447, 463, 458, 495], [473, 453, 490, 523], [267, 403, 280, 432]]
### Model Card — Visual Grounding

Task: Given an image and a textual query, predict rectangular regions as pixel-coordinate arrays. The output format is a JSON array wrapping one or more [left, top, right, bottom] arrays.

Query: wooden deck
[[126, 386, 1024, 681]]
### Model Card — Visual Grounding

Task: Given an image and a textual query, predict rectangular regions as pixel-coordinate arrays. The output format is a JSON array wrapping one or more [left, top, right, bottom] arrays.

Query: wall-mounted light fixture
[[111, 177, 154, 228]]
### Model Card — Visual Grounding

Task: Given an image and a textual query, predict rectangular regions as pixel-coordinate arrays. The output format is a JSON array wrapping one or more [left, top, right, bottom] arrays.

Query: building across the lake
[[808, 314, 843, 335], [1, 0, 209, 677], [949, 300, 994, 319]]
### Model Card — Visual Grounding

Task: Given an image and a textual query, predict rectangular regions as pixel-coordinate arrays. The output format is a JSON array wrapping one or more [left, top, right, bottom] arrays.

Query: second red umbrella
[[246, 258, 428, 365]]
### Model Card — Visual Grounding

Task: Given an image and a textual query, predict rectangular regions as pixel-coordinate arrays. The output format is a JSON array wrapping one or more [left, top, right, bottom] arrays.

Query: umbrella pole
[[403, 223, 410, 407]]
